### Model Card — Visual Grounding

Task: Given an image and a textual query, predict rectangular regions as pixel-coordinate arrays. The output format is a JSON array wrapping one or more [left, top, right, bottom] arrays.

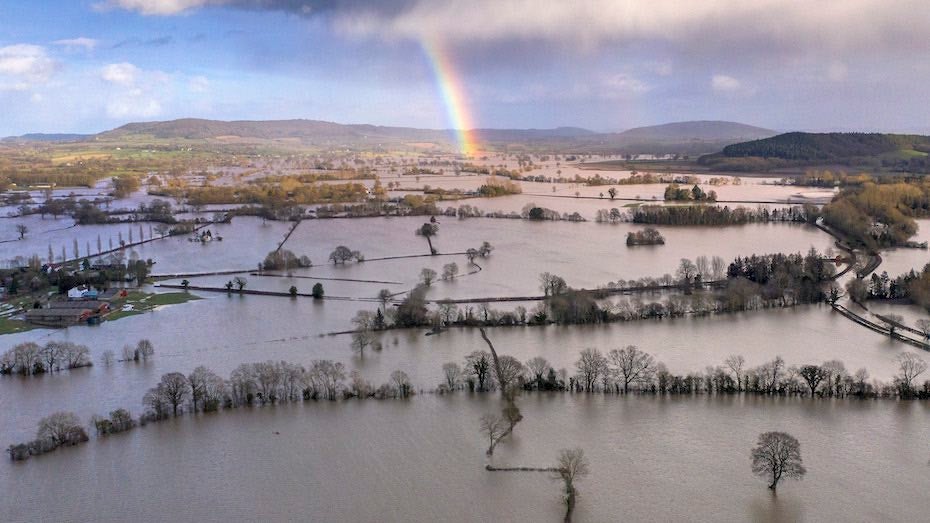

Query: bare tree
[[442, 262, 459, 280], [526, 356, 551, 388], [37, 412, 84, 446], [711, 255, 726, 280], [575, 348, 607, 392], [479, 413, 507, 455], [609, 345, 655, 393], [724, 354, 745, 391], [555, 448, 590, 521], [188, 366, 225, 411], [420, 268, 438, 286], [916, 319, 930, 339], [158, 372, 191, 416], [442, 362, 462, 389], [390, 370, 411, 397], [136, 339, 155, 361], [351, 330, 374, 358], [750, 431, 806, 490], [798, 364, 827, 397], [880, 313, 905, 336], [100, 349, 115, 366], [233, 276, 247, 291], [896, 353, 928, 395]]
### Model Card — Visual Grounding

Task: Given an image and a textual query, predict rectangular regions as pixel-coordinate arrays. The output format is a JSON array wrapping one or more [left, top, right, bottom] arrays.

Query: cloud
[[53, 37, 99, 51], [603, 74, 650, 95], [102, 62, 140, 86], [99, 0, 219, 16], [106, 92, 163, 118], [112, 36, 174, 48], [711, 74, 742, 93], [99, 62, 173, 119], [189, 75, 209, 92], [0, 44, 59, 90]]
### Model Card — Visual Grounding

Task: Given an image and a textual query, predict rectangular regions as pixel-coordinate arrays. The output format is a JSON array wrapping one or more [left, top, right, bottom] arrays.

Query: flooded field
[[1, 393, 927, 522]]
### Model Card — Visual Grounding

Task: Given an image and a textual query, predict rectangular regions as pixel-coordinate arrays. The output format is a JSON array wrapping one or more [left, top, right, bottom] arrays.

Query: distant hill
[[699, 132, 930, 172], [95, 118, 596, 148], [2, 133, 91, 143], [569, 120, 776, 155], [614, 121, 774, 143], [5, 118, 778, 155]]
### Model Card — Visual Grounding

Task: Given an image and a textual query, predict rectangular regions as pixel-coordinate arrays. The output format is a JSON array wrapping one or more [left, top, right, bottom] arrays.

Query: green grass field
[[105, 291, 201, 321]]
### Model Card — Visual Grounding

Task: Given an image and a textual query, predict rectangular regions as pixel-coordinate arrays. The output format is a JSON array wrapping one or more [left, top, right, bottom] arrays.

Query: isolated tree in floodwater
[[555, 447, 589, 522], [750, 431, 806, 490], [416, 221, 439, 255]]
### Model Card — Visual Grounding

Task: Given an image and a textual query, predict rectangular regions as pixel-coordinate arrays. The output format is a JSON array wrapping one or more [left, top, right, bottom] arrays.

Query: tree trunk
[[426, 236, 434, 254]]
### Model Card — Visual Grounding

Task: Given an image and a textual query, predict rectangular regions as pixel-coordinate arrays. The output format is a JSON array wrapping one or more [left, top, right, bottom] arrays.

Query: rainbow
[[421, 39, 478, 157]]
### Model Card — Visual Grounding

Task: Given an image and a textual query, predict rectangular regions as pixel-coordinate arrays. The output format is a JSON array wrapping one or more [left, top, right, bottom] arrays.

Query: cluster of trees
[[91, 408, 136, 436], [0, 341, 92, 376], [443, 349, 929, 399], [862, 265, 930, 310], [112, 176, 140, 198], [631, 204, 818, 226], [626, 227, 665, 246], [7, 412, 90, 461], [140, 361, 415, 423], [465, 241, 493, 264], [328, 245, 364, 264], [524, 204, 585, 222], [792, 170, 873, 188], [7, 357, 417, 461], [261, 249, 312, 271], [701, 132, 930, 173], [664, 183, 717, 202], [822, 182, 930, 248], [153, 180, 370, 207], [476, 177, 522, 197]]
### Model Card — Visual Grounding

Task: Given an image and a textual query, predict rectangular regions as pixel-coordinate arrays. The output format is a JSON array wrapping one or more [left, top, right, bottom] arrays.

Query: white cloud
[[188, 75, 209, 93], [0, 44, 58, 90], [106, 95, 163, 118], [99, 0, 219, 16], [99, 62, 172, 119], [101, 62, 140, 86], [53, 37, 99, 51], [711, 74, 742, 93], [647, 61, 673, 77], [603, 74, 650, 95], [335, 0, 930, 60]]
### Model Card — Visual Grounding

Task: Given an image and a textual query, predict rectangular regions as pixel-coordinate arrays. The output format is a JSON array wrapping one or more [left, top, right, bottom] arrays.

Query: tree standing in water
[[555, 447, 589, 522], [416, 220, 439, 255], [751, 431, 806, 490]]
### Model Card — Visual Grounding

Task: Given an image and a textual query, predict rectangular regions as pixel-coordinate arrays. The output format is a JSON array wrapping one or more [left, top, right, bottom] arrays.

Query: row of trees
[[442, 349, 929, 399], [0, 341, 92, 376], [8, 360, 416, 461], [631, 204, 818, 226]]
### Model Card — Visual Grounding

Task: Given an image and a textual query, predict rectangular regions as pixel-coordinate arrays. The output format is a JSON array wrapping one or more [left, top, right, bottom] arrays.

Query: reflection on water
[[0, 394, 927, 522]]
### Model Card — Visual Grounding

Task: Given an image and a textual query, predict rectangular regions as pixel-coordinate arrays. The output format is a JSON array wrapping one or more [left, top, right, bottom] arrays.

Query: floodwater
[[1, 393, 927, 522], [2, 196, 929, 522]]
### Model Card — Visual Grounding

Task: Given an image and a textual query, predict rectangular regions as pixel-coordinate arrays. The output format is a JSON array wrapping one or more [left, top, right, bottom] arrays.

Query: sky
[[2, 0, 930, 136]]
